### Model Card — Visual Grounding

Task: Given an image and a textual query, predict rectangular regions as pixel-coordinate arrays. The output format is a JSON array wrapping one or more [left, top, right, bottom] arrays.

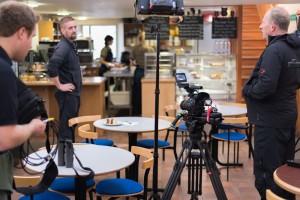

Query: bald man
[[243, 7, 300, 200]]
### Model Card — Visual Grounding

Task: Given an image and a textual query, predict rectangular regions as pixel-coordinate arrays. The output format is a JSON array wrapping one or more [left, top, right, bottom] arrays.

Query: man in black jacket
[[47, 16, 82, 141], [243, 7, 300, 200]]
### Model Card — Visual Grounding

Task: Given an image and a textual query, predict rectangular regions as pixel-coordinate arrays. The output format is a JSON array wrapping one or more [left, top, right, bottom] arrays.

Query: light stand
[[149, 22, 161, 200]]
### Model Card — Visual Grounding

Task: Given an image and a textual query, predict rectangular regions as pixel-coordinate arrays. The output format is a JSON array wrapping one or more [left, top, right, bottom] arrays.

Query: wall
[[278, 4, 299, 33]]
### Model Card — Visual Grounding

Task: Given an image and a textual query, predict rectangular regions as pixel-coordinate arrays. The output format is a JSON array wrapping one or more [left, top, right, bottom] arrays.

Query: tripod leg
[[162, 140, 193, 200], [197, 141, 228, 200]]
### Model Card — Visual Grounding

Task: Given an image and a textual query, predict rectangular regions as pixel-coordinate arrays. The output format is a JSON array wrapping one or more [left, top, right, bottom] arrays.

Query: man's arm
[[50, 76, 74, 92], [0, 118, 46, 152], [243, 48, 281, 99]]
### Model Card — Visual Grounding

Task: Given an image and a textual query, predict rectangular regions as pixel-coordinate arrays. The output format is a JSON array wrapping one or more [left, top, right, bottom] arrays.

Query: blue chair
[[94, 146, 153, 200], [13, 176, 69, 200], [136, 115, 179, 161], [69, 115, 114, 146], [211, 116, 254, 181], [50, 177, 95, 200]]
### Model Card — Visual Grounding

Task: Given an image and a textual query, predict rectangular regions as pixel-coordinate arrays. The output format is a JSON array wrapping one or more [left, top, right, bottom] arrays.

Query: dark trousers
[[55, 93, 80, 141], [254, 125, 296, 200], [132, 67, 144, 116]]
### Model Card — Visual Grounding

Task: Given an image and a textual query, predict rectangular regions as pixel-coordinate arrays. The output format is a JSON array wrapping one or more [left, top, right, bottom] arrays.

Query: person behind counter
[[131, 32, 155, 116], [47, 16, 82, 142], [0, 1, 46, 199], [99, 35, 116, 76]]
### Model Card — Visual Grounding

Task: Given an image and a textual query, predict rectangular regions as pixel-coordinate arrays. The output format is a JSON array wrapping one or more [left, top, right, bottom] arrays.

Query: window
[[82, 25, 117, 60]]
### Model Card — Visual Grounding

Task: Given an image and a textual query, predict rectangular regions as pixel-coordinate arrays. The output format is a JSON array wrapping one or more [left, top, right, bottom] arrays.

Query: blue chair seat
[[136, 139, 170, 148], [19, 190, 70, 200], [82, 139, 114, 146], [212, 132, 247, 141], [96, 178, 143, 195], [178, 124, 187, 130], [50, 177, 95, 193]]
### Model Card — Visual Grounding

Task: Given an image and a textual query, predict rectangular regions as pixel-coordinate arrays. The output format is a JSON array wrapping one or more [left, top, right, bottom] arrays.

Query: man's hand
[[29, 118, 47, 136], [58, 83, 75, 92]]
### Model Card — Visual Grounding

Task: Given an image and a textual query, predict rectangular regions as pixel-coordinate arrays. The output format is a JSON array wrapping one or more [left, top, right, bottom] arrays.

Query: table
[[94, 116, 171, 150], [274, 164, 300, 196], [215, 104, 247, 116], [25, 144, 135, 200], [103, 69, 134, 116]]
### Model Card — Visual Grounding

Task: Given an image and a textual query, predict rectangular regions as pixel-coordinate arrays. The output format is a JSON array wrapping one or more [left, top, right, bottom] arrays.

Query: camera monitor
[[136, 0, 184, 16], [175, 72, 187, 83]]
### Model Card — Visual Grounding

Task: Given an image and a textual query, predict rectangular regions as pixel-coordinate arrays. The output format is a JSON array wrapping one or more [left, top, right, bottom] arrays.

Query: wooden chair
[[266, 189, 285, 200], [211, 116, 254, 181], [68, 115, 114, 146], [136, 115, 179, 161], [13, 176, 69, 200], [94, 146, 154, 200]]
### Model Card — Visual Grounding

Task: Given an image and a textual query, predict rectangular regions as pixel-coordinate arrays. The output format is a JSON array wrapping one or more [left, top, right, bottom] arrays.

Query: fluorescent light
[[24, 1, 39, 8], [57, 11, 70, 16], [77, 16, 87, 21]]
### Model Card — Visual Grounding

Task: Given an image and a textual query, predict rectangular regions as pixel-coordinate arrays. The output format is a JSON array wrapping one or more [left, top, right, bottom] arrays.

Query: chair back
[[222, 116, 248, 124], [164, 104, 181, 117], [78, 124, 98, 140], [14, 176, 40, 187], [131, 146, 154, 170], [68, 115, 101, 127], [266, 189, 285, 200]]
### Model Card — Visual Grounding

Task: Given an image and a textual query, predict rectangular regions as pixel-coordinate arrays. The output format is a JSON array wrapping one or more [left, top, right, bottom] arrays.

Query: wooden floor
[[12, 125, 300, 200]]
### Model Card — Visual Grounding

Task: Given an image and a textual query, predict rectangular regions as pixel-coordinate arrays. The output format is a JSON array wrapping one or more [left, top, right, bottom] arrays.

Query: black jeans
[[55, 93, 80, 141], [132, 67, 144, 116], [254, 125, 295, 200]]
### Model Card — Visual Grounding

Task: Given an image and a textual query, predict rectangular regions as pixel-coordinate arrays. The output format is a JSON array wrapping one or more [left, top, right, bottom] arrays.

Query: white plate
[[103, 123, 123, 126]]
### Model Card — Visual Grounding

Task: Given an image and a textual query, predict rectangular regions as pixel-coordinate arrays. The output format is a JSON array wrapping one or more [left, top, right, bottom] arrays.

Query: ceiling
[[13, 0, 300, 19]]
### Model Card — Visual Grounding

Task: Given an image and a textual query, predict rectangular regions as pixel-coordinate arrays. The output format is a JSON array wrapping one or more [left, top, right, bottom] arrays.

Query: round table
[[94, 116, 171, 149], [274, 164, 300, 196], [25, 144, 135, 200], [215, 104, 247, 116]]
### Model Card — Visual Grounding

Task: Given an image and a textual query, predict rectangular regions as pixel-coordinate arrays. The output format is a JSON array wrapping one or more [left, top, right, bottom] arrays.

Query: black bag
[[17, 87, 47, 124]]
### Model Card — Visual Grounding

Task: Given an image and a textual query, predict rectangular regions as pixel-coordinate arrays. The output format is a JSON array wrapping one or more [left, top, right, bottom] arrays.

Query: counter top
[[23, 77, 106, 86]]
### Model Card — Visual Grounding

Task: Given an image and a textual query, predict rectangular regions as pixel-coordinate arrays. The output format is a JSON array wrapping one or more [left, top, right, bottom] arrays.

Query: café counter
[[24, 77, 106, 121]]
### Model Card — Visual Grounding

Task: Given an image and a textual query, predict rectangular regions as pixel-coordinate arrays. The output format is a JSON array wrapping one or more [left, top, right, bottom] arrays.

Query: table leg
[[128, 132, 137, 151], [75, 176, 87, 200]]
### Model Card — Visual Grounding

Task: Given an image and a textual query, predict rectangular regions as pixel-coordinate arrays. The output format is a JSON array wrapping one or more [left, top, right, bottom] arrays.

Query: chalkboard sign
[[144, 17, 170, 40], [178, 16, 204, 40], [212, 17, 237, 38]]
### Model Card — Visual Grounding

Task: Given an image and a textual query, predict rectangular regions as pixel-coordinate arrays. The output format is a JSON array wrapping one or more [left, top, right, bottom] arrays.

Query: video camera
[[173, 73, 222, 139]]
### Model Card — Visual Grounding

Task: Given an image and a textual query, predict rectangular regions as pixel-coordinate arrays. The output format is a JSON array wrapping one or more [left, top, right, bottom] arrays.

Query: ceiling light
[[24, 1, 39, 8], [77, 17, 87, 21], [57, 11, 70, 16]]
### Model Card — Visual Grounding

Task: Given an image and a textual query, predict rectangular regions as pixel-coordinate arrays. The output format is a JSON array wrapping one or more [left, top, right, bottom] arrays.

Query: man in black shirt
[[0, 2, 46, 199], [47, 17, 82, 141], [243, 7, 300, 200]]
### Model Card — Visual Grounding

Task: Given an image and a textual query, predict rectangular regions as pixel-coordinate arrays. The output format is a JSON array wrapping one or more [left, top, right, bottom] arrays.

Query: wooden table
[[274, 164, 300, 196], [25, 144, 135, 200], [94, 116, 171, 150]]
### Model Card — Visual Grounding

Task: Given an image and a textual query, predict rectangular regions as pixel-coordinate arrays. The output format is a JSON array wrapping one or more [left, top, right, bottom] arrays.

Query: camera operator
[[243, 7, 300, 200], [0, 2, 46, 199]]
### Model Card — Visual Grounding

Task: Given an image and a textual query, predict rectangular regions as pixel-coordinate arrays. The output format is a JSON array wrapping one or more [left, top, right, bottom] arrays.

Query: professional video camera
[[173, 73, 222, 139]]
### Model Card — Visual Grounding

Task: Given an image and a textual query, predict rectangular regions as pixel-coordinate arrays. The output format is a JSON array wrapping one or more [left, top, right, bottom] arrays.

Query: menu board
[[144, 17, 170, 40], [212, 17, 237, 38], [178, 16, 204, 40]]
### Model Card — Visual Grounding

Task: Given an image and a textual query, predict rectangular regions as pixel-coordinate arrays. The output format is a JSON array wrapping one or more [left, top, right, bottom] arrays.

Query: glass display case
[[175, 53, 236, 102], [144, 52, 175, 79]]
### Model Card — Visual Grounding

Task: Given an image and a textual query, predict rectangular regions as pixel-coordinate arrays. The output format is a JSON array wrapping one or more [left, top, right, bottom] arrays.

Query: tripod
[[162, 124, 227, 200]]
